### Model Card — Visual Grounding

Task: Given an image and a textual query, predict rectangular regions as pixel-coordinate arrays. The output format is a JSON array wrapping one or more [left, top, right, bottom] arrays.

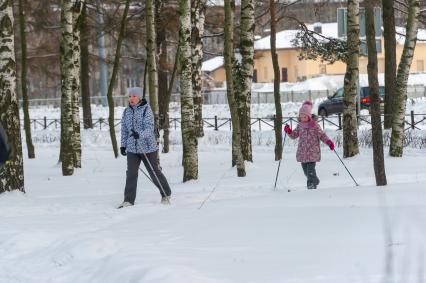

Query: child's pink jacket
[[287, 120, 330, 163]]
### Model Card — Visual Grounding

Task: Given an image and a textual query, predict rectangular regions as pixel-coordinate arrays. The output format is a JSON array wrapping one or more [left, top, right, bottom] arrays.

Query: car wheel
[[319, 108, 327, 117]]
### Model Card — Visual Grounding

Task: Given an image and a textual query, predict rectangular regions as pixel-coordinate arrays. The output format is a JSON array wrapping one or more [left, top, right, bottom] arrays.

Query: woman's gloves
[[120, 147, 127, 156]]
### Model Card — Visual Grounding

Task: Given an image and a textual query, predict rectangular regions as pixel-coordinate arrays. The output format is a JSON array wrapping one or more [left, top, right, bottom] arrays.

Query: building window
[[294, 66, 299, 81], [319, 64, 327, 74], [253, 69, 257, 82], [417, 60, 424, 72], [281, 67, 288, 82]]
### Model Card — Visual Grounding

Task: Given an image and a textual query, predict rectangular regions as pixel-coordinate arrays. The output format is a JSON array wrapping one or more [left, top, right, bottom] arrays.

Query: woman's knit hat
[[299, 100, 313, 117], [127, 87, 144, 99]]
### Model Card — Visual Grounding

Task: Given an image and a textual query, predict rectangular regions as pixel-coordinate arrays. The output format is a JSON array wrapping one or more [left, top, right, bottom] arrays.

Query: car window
[[360, 87, 369, 98], [333, 88, 344, 99], [360, 87, 385, 98]]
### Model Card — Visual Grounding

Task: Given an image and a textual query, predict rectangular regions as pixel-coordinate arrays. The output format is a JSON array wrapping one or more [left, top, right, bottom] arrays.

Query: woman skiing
[[118, 87, 172, 208], [283, 101, 334, 190]]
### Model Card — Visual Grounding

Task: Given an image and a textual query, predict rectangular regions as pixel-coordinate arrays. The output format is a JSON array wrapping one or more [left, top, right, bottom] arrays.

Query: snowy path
[[1, 145, 426, 282]]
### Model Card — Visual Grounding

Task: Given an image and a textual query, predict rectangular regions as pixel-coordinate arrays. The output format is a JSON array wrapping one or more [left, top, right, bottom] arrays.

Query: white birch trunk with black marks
[[390, 0, 420, 157], [72, 0, 84, 168], [60, 0, 75, 176], [0, 0, 25, 193], [191, 0, 206, 138], [342, 0, 359, 158], [179, 0, 198, 181], [224, 0, 245, 177], [239, 0, 254, 162]]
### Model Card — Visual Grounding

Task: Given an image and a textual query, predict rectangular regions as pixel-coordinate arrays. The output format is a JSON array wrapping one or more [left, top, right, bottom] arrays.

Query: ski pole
[[274, 132, 287, 190], [142, 152, 171, 204], [138, 167, 154, 184], [333, 149, 359, 187]]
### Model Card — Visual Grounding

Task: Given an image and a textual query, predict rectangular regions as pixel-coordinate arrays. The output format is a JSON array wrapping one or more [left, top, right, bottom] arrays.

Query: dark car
[[318, 86, 385, 116]]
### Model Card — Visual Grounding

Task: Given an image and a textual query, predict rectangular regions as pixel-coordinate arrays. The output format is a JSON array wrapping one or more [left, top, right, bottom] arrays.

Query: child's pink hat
[[299, 100, 313, 117]]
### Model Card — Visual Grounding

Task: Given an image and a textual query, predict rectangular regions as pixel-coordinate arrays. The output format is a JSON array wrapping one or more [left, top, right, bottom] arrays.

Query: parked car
[[317, 86, 385, 116]]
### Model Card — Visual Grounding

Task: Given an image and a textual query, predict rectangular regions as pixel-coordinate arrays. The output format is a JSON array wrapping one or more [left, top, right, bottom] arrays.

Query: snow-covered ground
[[2, 101, 426, 282], [1, 142, 426, 283]]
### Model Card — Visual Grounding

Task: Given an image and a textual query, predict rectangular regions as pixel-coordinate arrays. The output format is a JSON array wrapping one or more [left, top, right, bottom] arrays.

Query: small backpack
[[142, 106, 160, 139]]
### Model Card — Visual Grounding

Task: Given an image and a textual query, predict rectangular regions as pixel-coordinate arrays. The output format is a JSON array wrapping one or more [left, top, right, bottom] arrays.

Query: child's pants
[[301, 162, 320, 189]]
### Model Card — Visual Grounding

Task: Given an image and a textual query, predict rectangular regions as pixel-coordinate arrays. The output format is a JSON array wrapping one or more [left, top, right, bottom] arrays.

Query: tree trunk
[[366, 1, 387, 186], [239, 0, 254, 162], [106, 0, 130, 158], [390, 0, 419, 157], [18, 0, 35, 159], [382, 0, 397, 129], [270, 0, 282, 161], [224, 0, 245, 177], [60, 0, 75, 175], [95, 5, 108, 105], [342, 0, 360, 158], [179, 0, 199, 181], [71, 0, 84, 168], [146, 0, 160, 141], [191, 0, 206, 138], [163, 47, 180, 154], [0, 0, 25, 193], [156, 1, 167, 125], [80, 2, 92, 129]]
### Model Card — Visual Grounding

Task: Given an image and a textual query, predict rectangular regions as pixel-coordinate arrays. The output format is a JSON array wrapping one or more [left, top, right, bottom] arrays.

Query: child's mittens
[[326, 140, 335, 151], [283, 124, 292, 135]]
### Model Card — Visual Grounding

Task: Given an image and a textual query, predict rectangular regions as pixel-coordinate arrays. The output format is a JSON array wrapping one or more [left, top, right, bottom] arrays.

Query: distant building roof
[[201, 56, 224, 72], [202, 22, 426, 71], [254, 23, 338, 51]]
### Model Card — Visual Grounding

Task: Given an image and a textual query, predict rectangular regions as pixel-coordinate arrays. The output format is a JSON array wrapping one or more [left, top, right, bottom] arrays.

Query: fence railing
[[23, 84, 426, 107], [23, 111, 426, 132]]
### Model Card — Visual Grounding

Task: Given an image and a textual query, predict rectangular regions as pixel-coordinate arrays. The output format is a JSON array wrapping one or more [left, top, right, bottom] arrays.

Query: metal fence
[[24, 84, 426, 107], [24, 111, 426, 132]]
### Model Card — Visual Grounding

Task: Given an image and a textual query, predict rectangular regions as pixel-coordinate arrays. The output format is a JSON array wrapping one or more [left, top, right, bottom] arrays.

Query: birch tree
[[71, 0, 84, 168], [343, 0, 360, 158], [390, 0, 420, 157], [238, 0, 254, 162], [382, 0, 397, 129], [146, 0, 160, 136], [0, 0, 25, 193], [270, 0, 282, 161], [179, 0, 198, 181], [60, 0, 76, 175], [18, 0, 35, 159], [105, 0, 131, 158], [366, 1, 387, 186], [191, 0, 206, 138], [224, 0, 245, 177]]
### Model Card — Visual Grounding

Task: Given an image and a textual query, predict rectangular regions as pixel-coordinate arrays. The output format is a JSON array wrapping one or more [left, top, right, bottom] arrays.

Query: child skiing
[[283, 101, 334, 190]]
